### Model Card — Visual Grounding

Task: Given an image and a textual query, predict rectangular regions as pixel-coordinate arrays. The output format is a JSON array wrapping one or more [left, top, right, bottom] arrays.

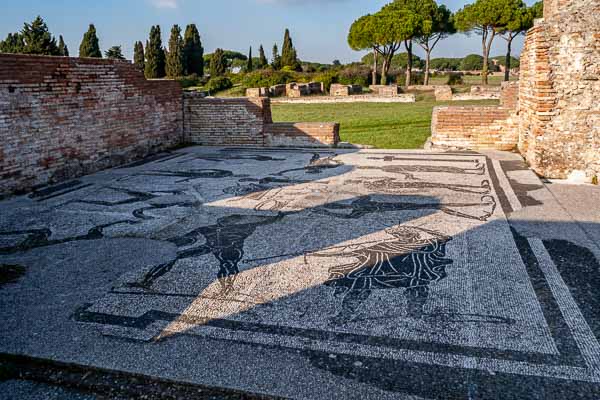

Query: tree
[[280, 29, 299, 70], [348, 6, 420, 85], [166, 24, 185, 78], [79, 24, 101, 58], [413, 1, 455, 85], [271, 43, 281, 70], [57, 35, 69, 56], [145, 25, 166, 79], [498, 0, 539, 81], [0, 33, 25, 54], [258, 45, 268, 68], [21, 16, 59, 55], [133, 41, 145, 70], [332, 59, 342, 67], [183, 24, 204, 76], [455, 0, 512, 84], [105, 45, 125, 60], [246, 46, 253, 72], [460, 53, 485, 70], [210, 48, 227, 77]]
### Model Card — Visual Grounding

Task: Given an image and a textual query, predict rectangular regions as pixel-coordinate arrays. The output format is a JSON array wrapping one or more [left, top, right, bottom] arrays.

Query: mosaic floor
[[1, 147, 599, 399]]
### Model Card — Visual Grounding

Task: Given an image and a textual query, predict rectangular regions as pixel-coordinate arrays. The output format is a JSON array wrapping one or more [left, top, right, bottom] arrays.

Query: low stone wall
[[265, 122, 340, 147], [330, 84, 362, 96], [434, 86, 453, 101], [0, 54, 182, 196], [271, 94, 416, 104], [246, 87, 269, 97], [184, 95, 271, 146], [368, 85, 399, 96]]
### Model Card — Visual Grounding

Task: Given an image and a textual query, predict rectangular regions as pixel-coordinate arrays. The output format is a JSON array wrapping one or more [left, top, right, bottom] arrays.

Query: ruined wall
[[518, 0, 600, 180], [0, 54, 182, 195], [183, 95, 271, 146], [265, 122, 340, 147], [184, 95, 340, 148], [430, 81, 520, 150]]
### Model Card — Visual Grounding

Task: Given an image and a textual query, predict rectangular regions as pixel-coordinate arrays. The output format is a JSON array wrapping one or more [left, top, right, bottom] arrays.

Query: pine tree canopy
[[105, 45, 125, 60], [166, 24, 185, 78], [21, 16, 59, 55], [133, 41, 145, 70], [145, 25, 166, 79]]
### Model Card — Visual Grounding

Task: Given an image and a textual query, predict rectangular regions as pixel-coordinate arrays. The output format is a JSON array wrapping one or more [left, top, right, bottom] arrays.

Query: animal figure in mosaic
[[133, 214, 285, 295], [307, 226, 453, 323], [358, 163, 485, 180], [313, 195, 496, 221]]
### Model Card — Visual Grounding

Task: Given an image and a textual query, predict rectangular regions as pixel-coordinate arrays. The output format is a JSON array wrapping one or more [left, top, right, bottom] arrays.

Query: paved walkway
[[1, 147, 599, 399]]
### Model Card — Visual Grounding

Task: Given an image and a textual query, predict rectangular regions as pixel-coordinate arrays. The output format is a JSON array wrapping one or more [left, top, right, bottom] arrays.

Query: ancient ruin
[[431, 0, 599, 181]]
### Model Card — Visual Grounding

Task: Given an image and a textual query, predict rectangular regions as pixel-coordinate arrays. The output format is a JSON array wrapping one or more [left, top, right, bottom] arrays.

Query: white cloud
[[151, 0, 178, 9]]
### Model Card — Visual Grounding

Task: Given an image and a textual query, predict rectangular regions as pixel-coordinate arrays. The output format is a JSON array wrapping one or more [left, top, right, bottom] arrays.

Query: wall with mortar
[[518, 0, 599, 180], [429, 81, 520, 150], [184, 95, 340, 148], [0, 54, 182, 195]]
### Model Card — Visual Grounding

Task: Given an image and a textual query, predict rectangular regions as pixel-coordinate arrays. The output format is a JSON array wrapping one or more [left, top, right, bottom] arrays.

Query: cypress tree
[[209, 48, 226, 77], [145, 25, 166, 79], [105, 45, 125, 60], [166, 24, 184, 78], [0, 33, 25, 54], [79, 24, 101, 58], [246, 46, 253, 72], [258, 45, 267, 69], [281, 28, 298, 69], [183, 24, 204, 76], [133, 41, 145, 70], [271, 43, 281, 70], [57, 35, 69, 56], [21, 16, 59, 55]]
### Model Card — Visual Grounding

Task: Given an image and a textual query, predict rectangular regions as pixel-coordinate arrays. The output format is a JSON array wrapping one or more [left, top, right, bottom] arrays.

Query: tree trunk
[[504, 37, 512, 82], [405, 40, 413, 87], [372, 48, 378, 85], [424, 48, 431, 86], [381, 57, 388, 85], [481, 33, 489, 85]]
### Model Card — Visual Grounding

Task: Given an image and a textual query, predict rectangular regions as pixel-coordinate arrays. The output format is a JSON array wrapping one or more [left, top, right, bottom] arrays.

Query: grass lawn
[[271, 95, 499, 149]]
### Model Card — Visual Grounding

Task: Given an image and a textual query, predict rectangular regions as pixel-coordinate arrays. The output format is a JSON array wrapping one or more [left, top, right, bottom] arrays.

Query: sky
[[0, 0, 538, 64]]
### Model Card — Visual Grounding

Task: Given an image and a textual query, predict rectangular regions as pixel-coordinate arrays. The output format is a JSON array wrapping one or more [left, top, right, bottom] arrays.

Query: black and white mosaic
[[1, 147, 599, 399]]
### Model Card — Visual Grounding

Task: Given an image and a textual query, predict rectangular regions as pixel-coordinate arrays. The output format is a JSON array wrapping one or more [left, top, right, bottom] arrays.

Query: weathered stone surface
[[518, 0, 600, 180], [434, 85, 453, 101], [330, 84, 362, 96]]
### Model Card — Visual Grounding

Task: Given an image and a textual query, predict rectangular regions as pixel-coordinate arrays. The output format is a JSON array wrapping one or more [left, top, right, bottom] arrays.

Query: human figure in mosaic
[[307, 226, 453, 323]]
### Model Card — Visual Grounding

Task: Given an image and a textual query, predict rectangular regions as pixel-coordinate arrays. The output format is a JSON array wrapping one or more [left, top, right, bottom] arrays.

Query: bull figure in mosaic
[[308, 226, 453, 324]]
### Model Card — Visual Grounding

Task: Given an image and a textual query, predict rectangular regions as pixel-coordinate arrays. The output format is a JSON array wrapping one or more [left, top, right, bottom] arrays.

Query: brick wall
[[265, 122, 340, 147], [430, 107, 518, 151], [184, 95, 340, 148], [517, 0, 599, 180], [183, 95, 271, 146], [0, 54, 182, 195]]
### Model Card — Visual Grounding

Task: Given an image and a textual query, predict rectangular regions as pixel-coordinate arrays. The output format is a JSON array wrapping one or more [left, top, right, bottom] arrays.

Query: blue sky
[[0, 0, 537, 63]]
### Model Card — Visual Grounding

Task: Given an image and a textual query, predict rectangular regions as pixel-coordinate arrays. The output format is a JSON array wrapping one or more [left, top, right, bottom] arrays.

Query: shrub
[[447, 73, 464, 85], [242, 70, 295, 88], [206, 76, 233, 93], [337, 65, 370, 87], [313, 71, 339, 92]]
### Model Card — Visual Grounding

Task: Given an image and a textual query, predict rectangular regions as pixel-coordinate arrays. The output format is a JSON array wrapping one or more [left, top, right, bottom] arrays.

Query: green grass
[[271, 95, 499, 149], [428, 74, 518, 86]]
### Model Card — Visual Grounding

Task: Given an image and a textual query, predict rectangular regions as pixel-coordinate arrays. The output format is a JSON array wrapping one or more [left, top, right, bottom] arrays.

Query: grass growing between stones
[[271, 95, 499, 149]]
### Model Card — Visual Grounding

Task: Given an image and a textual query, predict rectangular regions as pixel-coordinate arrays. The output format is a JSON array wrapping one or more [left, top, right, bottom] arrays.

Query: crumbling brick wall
[[518, 0, 599, 180], [0, 54, 182, 195]]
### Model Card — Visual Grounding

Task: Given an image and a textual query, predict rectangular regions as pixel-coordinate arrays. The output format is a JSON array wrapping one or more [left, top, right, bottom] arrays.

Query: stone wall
[[0, 54, 182, 195], [330, 84, 362, 96], [270, 94, 416, 104], [518, 0, 599, 180], [183, 95, 271, 146]]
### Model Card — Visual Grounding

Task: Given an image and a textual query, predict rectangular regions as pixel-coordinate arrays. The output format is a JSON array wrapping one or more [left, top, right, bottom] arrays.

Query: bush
[[447, 73, 464, 85], [242, 70, 295, 88], [176, 74, 205, 88], [206, 76, 233, 93], [313, 71, 339, 92], [337, 65, 370, 87]]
